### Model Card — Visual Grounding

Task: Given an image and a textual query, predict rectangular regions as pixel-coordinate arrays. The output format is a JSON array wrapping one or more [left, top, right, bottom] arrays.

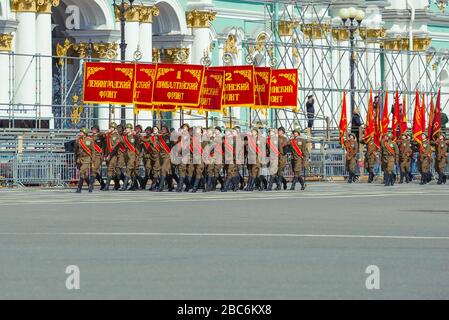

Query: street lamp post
[[113, 0, 135, 125], [339, 7, 365, 115]]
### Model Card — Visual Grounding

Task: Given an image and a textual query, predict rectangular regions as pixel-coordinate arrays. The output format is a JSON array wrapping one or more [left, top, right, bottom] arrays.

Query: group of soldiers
[[344, 131, 449, 186], [74, 123, 309, 193]]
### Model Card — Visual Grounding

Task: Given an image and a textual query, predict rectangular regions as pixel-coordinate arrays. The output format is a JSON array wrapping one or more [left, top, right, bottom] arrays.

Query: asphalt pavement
[[0, 182, 448, 299]]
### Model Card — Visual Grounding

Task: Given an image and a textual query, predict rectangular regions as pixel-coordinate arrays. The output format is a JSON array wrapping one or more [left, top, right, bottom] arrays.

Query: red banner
[[153, 64, 204, 107], [210, 66, 255, 107], [254, 67, 271, 108], [269, 69, 298, 109], [83, 62, 135, 104], [134, 63, 156, 106], [153, 104, 177, 112], [199, 69, 225, 112]]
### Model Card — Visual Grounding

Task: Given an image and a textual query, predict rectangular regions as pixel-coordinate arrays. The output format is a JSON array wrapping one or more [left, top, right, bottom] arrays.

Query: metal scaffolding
[[242, 0, 449, 134]]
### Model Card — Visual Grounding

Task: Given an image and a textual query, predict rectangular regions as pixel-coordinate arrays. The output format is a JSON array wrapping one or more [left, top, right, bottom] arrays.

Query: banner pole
[[206, 111, 209, 128]]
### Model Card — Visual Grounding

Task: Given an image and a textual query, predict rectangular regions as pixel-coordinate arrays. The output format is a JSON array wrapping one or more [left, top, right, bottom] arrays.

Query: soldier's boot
[[157, 176, 166, 192], [211, 177, 218, 191], [184, 177, 191, 192], [96, 175, 105, 190], [221, 178, 231, 192], [405, 172, 410, 184], [273, 176, 281, 191], [88, 176, 95, 193], [233, 176, 240, 192], [443, 174, 447, 184], [266, 176, 274, 191], [399, 173, 404, 184], [391, 174, 396, 186], [76, 177, 84, 193], [261, 176, 268, 190], [348, 173, 353, 183], [103, 176, 112, 191], [367, 172, 373, 183], [427, 173, 433, 183], [216, 176, 223, 191], [113, 176, 121, 190], [437, 173, 443, 185], [167, 175, 175, 192], [176, 177, 185, 193], [299, 176, 306, 190], [150, 178, 159, 191], [384, 174, 390, 186], [130, 177, 139, 191], [282, 177, 288, 190], [191, 178, 200, 193], [141, 176, 149, 190], [239, 174, 245, 190], [121, 176, 129, 191], [245, 177, 253, 191], [419, 174, 426, 185], [290, 177, 298, 191]]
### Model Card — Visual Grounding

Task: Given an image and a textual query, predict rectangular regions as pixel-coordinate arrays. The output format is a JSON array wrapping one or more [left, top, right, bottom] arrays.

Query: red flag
[[427, 94, 435, 139], [339, 92, 348, 147], [421, 93, 426, 134], [374, 94, 381, 148], [392, 90, 400, 141], [400, 94, 408, 135], [412, 90, 423, 146], [381, 90, 390, 137], [432, 89, 442, 141], [364, 89, 375, 144]]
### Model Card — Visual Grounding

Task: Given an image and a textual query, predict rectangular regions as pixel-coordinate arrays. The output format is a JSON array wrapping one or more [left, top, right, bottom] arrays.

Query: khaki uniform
[[206, 141, 224, 178], [398, 138, 413, 175], [74, 136, 93, 178], [434, 140, 448, 174], [276, 135, 289, 177], [246, 135, 262, 179], [91, 132, 105, 177], [290, 137, 308, 177], [345, 140, 358, 175], [141, 135, 161, 179], [105, 131, 121, 177], [364, 139, 378, 174], [122, 133, 139, 177], [158, 133, 172, 176], [419, 141, 432, 174], [380, 140, 399, 174]]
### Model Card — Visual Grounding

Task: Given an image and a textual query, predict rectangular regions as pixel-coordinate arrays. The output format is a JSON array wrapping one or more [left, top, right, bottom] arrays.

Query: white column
[[0, 34, 14, 118], [125, 21, 140, 124], [14, 11, 37, 120], [35, 11, 54, 128], [137, 19, 154, 129], [191, 27, 210, 64]]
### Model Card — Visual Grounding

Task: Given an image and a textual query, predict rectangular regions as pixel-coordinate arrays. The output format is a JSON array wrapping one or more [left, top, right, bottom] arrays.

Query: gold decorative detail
[[331, 28, 349, 41], [116, 67, 134, 81], [278, 19, 299, 37], [71, 95, 83, 124], [255, 33, 268, 53], [93, 43, 118, 59], [279, 73, 296, 84], [257, 71, 270, 84], [142, 68, 156, 80], [163, 48, 190, 63], [36, 0, 60, 13], [359, 28, 386, 42], [382, 37, 432, 52], [56, 39, 73, 66], [156, 67, 175, 80], [210, 74, 223, 85], [185, 69, 202, 82], [301, 23, 330, 40], [152, 48, 161, 63], [0, 34, 14, 52], [234, 69, 252, 82], [86, 67, 105, 79], [224, 34, 238, 55], [186, 10, 217, 28], [11, 0, 36, 12], [138, 5, 160, 23]]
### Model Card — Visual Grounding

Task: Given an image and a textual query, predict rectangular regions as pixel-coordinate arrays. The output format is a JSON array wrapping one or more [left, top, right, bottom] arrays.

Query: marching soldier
[[419, 134, 433, 185], [131, 125, 144, 190], [115, 124, 127, 190], [222, 128, 240, 192], [245, 128, 263, 191], [398, 133, 413, 184], [176, 124, 191, 192], [141, 126, 161, 191], [90, 125, 106, 190], [103, 122, 121, 191], [272, 127, 289, 190], [433, 133, 448, 185], [345, 133, 359, 183], [190, 127, 207, 193], [121, 123, 139, 191], [158, 125, 173, 192], [380, 132, 399, 186], [363, 135, 378, 183], [289, 128, 308, 191], [206, 127, 224, 191], [74, 128, 94, 193]]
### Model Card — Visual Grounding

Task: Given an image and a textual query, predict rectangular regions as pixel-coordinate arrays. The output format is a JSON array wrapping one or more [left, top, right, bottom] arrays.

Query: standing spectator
[[306, 95, 315, 129], [351, 107, 362, 142]]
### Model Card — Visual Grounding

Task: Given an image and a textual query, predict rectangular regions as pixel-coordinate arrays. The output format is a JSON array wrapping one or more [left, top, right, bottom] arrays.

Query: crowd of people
[[74, 123, 309, 193]]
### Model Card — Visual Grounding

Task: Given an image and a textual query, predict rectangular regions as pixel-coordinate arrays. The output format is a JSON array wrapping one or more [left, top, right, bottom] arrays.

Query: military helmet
[[349, 133, 356, 139], [278, 126, 286, 134], [126, 123, 133, 129], [215, 126, 222, 133], [292, 127, 301, 135], [110, 122, 118, 129], [144, 126, 152, 132], [80, 127, 89, 135], [135, 124, 142, 130], [91, 125, 100, 131], [181, 123, 190, 129]]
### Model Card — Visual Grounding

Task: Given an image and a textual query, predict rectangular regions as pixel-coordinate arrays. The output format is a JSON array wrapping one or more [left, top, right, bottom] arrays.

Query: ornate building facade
[[1, 0, 449, 131]]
